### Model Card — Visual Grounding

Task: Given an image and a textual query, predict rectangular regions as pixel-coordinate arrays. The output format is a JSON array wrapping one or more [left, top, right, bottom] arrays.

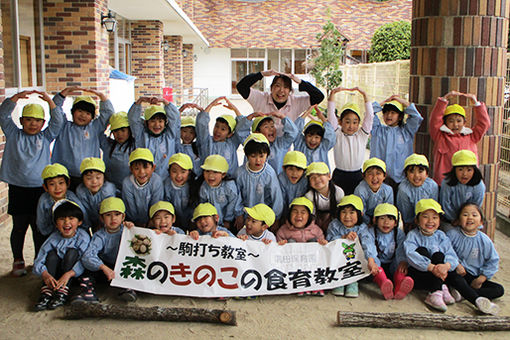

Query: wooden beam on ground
[[337, 311, 510, 331], [64, 302, 236, 326]]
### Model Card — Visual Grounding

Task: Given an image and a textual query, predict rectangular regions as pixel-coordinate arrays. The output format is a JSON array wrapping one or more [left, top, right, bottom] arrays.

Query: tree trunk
[[337, 311, 510, 331], [64, 302, 236, 326]]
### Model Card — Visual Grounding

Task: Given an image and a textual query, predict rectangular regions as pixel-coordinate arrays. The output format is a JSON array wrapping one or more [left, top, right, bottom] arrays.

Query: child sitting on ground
[[429, 91, 490, 185], [52, 87, 114, 190], [163, 153, 200, 232], [396, 154, 439, 232], [100, 111, 136, 192], [237, 204, 277, 243], [189, 203, 235, 239], [248, 111, 298, 174], [235, 133, 284, 229], [294, 105, 335, 169], [327, 87, 374, 195], [327, 195, 370, 298], [33, 200, 90, 311], [122, 148, 164, 227], [196, 97, 251, 177], [366, 203, 414, 300], [75, 157, 116, 231], [128, 96, 180, 182], [370, 95, 423, 192], [305, 162, 344, 234], [0, 90, 64, 276], [37, 163, 87, 237], [439, 150, 485, 229], [354, 158, 394, 225], [277, 197, 327, 297], [404, 199, 498, 314], [80, 197, 135, 302], [447, 203, 503, 311], [199, 154, 243, 232]]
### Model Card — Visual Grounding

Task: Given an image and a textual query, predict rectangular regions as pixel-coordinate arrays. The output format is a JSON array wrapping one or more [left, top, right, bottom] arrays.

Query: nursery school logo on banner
[[112, 227, 370, 297]]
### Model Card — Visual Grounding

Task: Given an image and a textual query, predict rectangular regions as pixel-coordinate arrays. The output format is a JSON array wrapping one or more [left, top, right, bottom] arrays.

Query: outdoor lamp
[[101, 10, 117, 33]]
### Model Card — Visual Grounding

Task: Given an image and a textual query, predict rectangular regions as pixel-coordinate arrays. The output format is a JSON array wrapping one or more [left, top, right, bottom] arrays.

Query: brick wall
[[131, 21, 164, 97], [0, 6, 10, 230], [164, 35, 183, 99], [43, 0, 110, 94], [186, 0, 412, 50], [183, 43, 194, 96]]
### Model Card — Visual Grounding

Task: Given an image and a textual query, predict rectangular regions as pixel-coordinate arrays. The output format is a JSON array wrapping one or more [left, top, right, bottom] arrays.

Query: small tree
[[310, 21, 344, 97], [369, 21, 411, 62]]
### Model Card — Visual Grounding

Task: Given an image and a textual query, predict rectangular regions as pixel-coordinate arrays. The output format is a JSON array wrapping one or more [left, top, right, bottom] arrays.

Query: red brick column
[[0, 6, 10, 229], [163, 35, 184, 102], [410, 0, 509, 239], [131, 21, 164, 98], [43, 0, 110, 94], [183, 43, 194, 98]]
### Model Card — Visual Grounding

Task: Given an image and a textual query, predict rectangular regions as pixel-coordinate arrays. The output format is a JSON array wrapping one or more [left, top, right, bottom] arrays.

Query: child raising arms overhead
[[429, 91, 490, 185]]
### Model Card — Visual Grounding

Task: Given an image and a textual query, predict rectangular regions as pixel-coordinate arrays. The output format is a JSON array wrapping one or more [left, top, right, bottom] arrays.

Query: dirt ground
[[0, 222, 508, 340]]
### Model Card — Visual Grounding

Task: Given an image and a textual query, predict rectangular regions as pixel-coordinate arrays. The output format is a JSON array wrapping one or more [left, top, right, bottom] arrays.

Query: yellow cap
[[52, 199, 82, 215], [244, 203, 275, 226], [444, 104, 466, 118], [415, 198, 444, 215], [42, 163, 69, 180], [337, 194, 364, 212], [306, 162, 330, 176], [22, 104, 45, 120], [251, 116, 274, 132], [109, 111, 129, 131], [149, 201, 175, 219], [451, 150, 477, 167], [80, 157, 106, 174], [362, 157, 387, 173], [73, 96, 97, 107], [100, 197, 126, 214], [181, 116, 196, 128], [303, 119, 324, 132], [374, 203, 399, 219], [383, 100, 404, 113], [218, 114, 237, 132], [192, 203, 218, 221], [243, 133, 270, 147], [283, 151, 307, 169], [129, 148, 154, 164], [289, 197, 314, 214], [340, 102, 361, 119], [144, 105, 166, 120], [168, 153, 193, 170], [404, 153, 429, 169], [201, 154, 229, 173]]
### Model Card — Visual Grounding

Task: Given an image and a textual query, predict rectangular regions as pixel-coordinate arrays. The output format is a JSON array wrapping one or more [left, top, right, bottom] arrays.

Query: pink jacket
[[429, 97, 490, 185], [276, 221, 325, 243]]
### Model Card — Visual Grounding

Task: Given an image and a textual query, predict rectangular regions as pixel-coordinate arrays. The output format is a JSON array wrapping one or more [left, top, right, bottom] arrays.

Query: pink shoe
[[394, 276, 414, 300], [373, 267, 394, 300], [441, 284, 455, 305], [425, 291, 447, 312], [12, 259, 27, 277]]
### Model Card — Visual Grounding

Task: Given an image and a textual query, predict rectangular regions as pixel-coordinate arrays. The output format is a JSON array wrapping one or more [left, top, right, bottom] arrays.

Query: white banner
[[111, 227, 370, 297]]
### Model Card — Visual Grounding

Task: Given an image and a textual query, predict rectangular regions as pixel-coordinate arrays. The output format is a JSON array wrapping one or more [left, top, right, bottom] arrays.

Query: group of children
[[0, 77, 503, 314]]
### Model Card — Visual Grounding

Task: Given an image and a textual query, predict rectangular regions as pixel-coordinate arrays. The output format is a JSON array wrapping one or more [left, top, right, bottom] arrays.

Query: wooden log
[[337, 311, 510, 331], [64, 302, 236, 326]]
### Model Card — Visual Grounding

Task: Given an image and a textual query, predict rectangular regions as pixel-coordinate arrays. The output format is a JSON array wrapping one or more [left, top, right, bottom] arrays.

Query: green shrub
[[369, 21, 411, 62]]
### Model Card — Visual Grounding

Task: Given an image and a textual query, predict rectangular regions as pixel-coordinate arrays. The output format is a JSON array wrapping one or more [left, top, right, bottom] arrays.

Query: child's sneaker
[[475, 297, 500, 315], [119, 289, 137, 302], [449, 287, 463, 302], [425, 291, 447, 312], [34, 287, 53, 312], [344, 282, 359, 298], [311, 290, 325, 297], [12, 259, 27, 277], [441, 284, 455, 305], [332, 286, 345, 296]]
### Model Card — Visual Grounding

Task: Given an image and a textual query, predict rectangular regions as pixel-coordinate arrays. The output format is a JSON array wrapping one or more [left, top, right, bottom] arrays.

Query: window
[[2, 0, 44, 93], [108, 14, 132, 74], [231, 48, 265, 94]]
